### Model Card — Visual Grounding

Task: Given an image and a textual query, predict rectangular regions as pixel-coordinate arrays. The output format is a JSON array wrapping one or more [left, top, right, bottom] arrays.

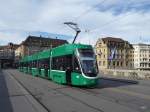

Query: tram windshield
[[78, 49, 98, 77]]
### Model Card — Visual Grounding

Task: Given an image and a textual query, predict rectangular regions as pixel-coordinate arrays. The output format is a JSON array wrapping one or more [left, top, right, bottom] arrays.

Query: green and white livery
[[19, 44, 99, 86]]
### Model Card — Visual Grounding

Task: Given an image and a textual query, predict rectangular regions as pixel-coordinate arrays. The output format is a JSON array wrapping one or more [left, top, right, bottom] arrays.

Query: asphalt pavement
[[1, 69, 150, 112], [0, 69, 48, 112]]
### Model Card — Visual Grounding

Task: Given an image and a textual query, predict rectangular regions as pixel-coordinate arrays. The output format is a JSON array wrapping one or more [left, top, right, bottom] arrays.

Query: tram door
[[44, 58, 49, 77], [66, 67, 72, 84], [65, 55, 72, 85], [45, 65, 48, 77]]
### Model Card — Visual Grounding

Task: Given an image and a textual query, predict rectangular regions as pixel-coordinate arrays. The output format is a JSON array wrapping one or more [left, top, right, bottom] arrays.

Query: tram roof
[[20, 43, 93, 62], [51, 43, 92, 57]]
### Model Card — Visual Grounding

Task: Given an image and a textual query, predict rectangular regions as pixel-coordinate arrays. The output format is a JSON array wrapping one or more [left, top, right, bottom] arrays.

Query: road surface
[[0, 69, 150, 112]]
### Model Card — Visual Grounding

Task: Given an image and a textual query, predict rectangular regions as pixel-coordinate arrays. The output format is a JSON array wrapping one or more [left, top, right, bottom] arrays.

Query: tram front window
[[78, 49, 98, 77], [78, 49, 94, 58]]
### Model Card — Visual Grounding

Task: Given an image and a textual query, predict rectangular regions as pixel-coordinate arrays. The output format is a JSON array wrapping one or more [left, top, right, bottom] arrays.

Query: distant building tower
[[95, 37, 134, 70]]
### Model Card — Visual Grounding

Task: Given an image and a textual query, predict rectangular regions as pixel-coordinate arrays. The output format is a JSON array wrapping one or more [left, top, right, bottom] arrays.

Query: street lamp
[[64, 22, 81, 44]]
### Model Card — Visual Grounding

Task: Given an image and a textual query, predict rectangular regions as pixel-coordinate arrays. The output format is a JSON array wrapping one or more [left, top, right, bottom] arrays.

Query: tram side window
[[37, 60, 40, 68], [31, 61, 34, 68], [52, 55, 72, 71], [38, 58, 50, 69], [28, 61, 31, 67], [26, 62, 28, 67], [23, 63, 25, 67], [38, 60, 41, 68], [65, 55, 72, 70], [24, 62, 27, 67], [27, 62, 29, 67], [52, 57, 58, 70], [28, 61, 30, 67], [43, 58, 50, 69], [35, 61, 38, 68], [22, 63, 24, 67], [52, 56, 64, 70], [31, 61, 36, 68], [19, 63, 21, 67], [38, 60, 42, 69], [24, 62, 26, 67]]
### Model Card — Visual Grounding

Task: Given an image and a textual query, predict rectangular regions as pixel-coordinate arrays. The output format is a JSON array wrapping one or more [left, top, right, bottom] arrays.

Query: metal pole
[[64, 22, 81, 44], [72, 31, 80, 44], [49, 44, 52, 78], [0, 60, 1, 71]]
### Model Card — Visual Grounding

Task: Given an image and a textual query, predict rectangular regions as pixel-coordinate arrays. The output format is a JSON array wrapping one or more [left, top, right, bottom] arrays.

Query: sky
[[0, 0, 150, 45]]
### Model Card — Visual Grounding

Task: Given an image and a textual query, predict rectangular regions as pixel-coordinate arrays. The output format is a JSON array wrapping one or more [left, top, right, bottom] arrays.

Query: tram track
[[49, 84, 141, 112], [78, 80, 148, 111], [71, 86, 124, 105], [69, 84, 150, 112], [56, 85, 143, 112], [52, 87, 105, 112]]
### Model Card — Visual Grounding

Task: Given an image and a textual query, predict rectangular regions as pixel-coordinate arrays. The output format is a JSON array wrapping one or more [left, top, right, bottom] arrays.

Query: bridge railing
[[100, 69, 150, 80]]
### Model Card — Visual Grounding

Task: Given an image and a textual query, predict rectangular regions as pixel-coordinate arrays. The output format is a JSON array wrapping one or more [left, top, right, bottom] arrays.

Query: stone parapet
[[100, 69, 150, 80]]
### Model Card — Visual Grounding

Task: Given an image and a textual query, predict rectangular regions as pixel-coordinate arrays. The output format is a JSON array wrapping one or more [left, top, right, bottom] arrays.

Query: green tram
[[19, 44, 99, 86]]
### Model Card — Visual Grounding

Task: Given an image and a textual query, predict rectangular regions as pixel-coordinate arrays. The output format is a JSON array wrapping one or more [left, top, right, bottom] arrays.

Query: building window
[[99, 61, 101, 66], [108, 61, 111, 66], [99, 49, 101, 53], [103, 61, 105, 66], [126, 62, 128, 66], [121, 49, 123, 53], [120, 62, 123, 66], [113, 61, 115, 66], [117, 61, 119, 66]]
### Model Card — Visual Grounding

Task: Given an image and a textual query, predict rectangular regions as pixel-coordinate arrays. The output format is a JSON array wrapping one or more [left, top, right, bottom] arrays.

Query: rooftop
[[21, 35, 68, 45], [101, 37, 124, 42], [0, 43, 19, 50], [133, 43, 150, 46]]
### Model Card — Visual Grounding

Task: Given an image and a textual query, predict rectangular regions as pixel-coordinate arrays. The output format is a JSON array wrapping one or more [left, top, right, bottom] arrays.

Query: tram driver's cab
[[75, 48, 98, 78]]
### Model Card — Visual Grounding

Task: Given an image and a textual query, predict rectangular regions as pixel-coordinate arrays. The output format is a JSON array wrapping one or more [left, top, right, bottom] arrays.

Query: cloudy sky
[[0, 0, 150, 45]]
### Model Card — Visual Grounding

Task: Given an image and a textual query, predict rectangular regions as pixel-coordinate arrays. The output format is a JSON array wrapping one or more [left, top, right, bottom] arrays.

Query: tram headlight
[[76, 75, 79, 78]]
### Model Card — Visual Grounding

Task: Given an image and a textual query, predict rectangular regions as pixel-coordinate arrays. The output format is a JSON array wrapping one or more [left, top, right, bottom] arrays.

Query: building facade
[[0, 43, 19, 68], [95, 37, 134, 70], [15, 35, 68, 62], [133, 43, 150, 70]]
